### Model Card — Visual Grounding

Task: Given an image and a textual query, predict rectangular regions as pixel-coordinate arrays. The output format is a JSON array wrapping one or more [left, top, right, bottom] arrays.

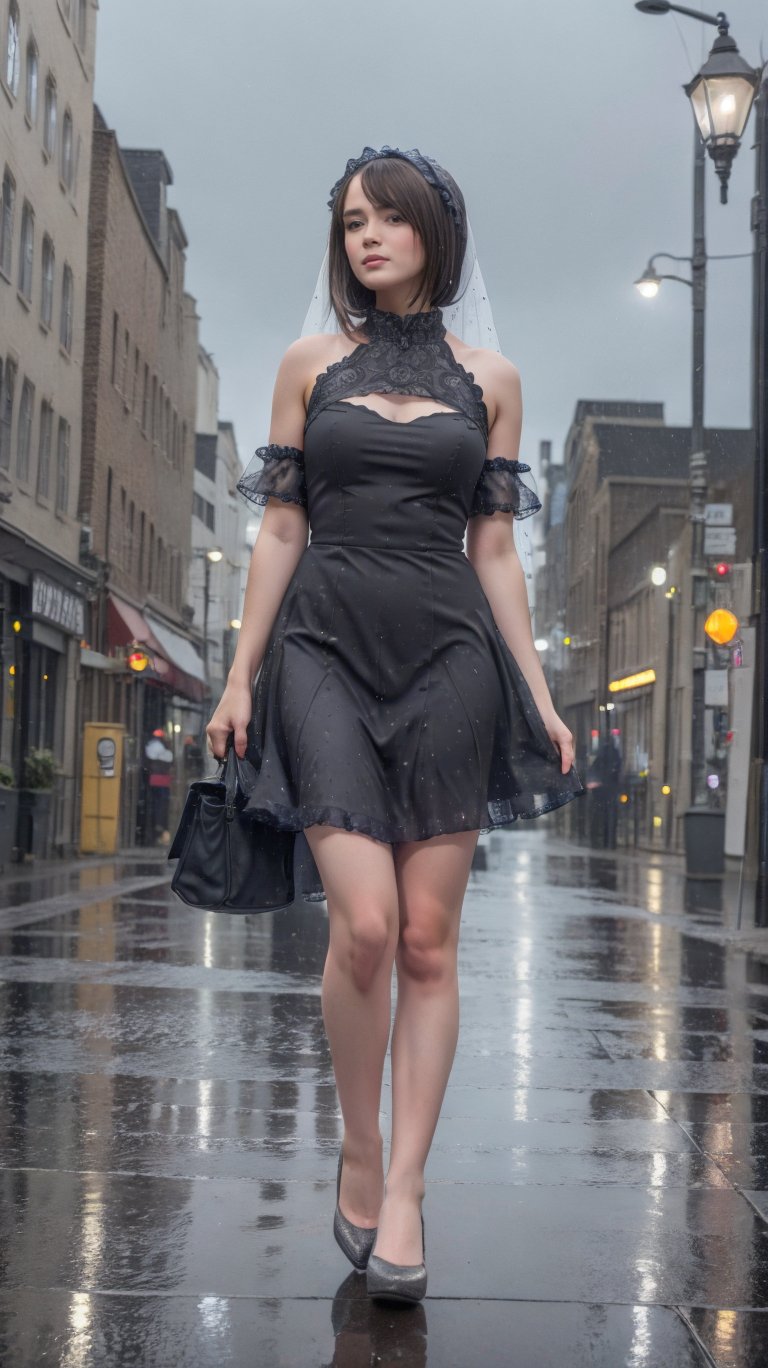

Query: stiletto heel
[[366, 1208, 427, 1304], [333, 1145, 378, 1270]]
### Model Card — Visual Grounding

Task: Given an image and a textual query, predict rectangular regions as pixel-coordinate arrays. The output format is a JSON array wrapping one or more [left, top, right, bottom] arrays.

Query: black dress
[[236, 305, 584, 906]]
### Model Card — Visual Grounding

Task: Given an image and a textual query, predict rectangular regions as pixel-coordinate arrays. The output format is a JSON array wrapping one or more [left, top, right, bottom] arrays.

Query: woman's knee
[[332, 903, 397, 991], [397, 902, 458, 984]]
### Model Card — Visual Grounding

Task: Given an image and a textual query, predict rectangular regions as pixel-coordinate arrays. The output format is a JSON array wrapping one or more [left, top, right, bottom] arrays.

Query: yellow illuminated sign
[[608, 668, 656, 693]]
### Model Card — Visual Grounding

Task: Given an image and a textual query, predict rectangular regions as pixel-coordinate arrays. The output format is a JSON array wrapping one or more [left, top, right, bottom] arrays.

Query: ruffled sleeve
[[468, 457, 542, 519], [236, 444, 307, 510]]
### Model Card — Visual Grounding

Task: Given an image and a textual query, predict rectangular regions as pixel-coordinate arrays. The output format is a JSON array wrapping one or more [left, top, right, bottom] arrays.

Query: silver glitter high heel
[[366, 1209, 427, 1304], [333, 1145, 378, 1270]]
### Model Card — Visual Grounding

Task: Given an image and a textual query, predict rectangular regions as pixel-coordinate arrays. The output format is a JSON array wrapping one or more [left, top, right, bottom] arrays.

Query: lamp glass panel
[[690, 74, 756, 141]]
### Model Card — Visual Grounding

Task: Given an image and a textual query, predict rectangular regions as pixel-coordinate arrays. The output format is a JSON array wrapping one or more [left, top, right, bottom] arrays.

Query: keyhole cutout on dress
[[341, 392, 462, 425]]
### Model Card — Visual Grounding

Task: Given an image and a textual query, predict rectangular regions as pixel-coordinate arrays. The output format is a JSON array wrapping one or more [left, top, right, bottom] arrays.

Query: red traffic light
[[714, 562, 731, 577]]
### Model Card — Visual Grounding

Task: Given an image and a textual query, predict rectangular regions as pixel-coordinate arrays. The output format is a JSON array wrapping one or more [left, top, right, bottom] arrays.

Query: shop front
[[79, 592, 206, 848]]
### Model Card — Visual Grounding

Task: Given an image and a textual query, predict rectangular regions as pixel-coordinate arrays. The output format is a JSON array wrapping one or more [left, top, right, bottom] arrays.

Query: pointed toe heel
[[366, 1212, 427, 1305], [333, 1146, 377, 1271]]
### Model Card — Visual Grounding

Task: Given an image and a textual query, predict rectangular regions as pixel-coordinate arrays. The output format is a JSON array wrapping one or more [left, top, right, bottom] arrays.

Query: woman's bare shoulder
[[279, 331, 362, 406], [443, 331, 520, 424]]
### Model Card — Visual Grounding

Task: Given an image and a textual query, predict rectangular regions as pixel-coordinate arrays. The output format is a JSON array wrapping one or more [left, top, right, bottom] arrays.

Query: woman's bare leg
[[371, 829, 480, 1265], [304, 824, 400, 1229]]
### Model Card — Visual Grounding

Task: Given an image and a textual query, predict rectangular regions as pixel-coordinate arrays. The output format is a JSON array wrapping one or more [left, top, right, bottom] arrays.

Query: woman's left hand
[[541, 710, 575, 774]]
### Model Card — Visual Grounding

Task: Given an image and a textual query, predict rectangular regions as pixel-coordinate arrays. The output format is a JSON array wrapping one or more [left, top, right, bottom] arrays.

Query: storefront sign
[[703, 525, 736, 557], [31, 574, 85, 636]]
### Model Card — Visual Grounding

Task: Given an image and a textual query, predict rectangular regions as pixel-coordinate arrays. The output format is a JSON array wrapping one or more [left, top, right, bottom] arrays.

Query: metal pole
[[202, 555, 210, 688], [689, 124, 709, 810], [752, 68, 768, 925]]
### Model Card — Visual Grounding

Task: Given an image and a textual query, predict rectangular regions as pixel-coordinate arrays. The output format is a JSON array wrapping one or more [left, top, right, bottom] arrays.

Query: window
[[72, 0, 86, 49], [16, 376, 33, 481], [18, 200, 33, 299], [131, 345, 139, 413], [43, 76, 57, 158], [55, 416, 69, 513], [5, 3, 19, 95], [36, 399, 52, 498], [59, 264, 73, 350], [138, 510, 145, 583], [120, 328, 129, 395], [193, 492, 216, 532], [0, 357, 16, 469], [25, 41, 37, 123], [60, 110, 73, 190], [126, 500, 135, 574], [40, 234, 54, 325], [110, 311, 118, 385], [151, 375, 157, 443], [0, 167, 14, 278], [141, 362, 149, 433]]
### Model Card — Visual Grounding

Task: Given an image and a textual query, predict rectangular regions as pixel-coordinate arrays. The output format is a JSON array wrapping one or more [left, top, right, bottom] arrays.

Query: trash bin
[[683, 807, 725, 878]]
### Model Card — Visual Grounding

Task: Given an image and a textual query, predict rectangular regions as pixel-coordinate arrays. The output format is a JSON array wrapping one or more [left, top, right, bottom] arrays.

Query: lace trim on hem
[[242, 783, 585, 847], [235, 483, 308, 510]]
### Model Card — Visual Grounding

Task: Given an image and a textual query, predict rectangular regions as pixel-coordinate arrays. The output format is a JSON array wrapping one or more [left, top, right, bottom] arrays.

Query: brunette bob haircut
[[327, 157, 467, 341]]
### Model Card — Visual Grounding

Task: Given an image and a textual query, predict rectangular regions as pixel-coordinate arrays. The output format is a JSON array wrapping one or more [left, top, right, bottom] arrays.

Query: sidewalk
[[0, 827, 767, 1365]]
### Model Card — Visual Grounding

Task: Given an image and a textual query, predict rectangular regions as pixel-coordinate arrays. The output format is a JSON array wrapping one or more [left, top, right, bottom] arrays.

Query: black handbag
[[167, 743, 296, 913]]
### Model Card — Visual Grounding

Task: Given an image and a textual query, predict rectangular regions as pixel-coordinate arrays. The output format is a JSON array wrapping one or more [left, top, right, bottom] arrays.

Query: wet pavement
[[1, 834, 768, 1366]]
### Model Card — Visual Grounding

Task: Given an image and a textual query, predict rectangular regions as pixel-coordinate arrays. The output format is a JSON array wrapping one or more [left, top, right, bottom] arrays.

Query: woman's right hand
[[205, 680, 253, 760]]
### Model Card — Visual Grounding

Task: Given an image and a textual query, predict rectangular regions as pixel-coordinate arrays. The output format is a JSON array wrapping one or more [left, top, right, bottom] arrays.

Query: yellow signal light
[[704, 608, 738, 645]]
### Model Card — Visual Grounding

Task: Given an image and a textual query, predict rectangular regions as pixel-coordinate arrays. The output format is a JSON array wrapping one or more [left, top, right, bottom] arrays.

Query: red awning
[[106, 594, 206, 702]]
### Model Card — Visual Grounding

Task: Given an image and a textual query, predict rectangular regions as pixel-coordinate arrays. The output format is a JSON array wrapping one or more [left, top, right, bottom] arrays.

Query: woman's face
[[342, 171, 426, 299]]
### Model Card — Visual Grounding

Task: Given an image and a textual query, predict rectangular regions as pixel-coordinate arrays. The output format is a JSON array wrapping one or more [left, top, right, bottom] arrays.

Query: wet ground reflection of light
[[197, 1077, 214, 1147], [645, 867, 664, 917], [63, 1292, 92, 1368], [629, 1303, 653, 1366], [712, 1308, 738, 1360], [63, 1177, 107, 1366]]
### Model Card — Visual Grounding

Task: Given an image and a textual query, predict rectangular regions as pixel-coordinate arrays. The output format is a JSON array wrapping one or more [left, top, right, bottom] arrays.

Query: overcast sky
[[93, 1, 766, 489]]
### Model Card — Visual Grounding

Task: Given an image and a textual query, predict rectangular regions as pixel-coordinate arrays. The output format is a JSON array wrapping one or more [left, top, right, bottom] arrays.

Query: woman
[[206, 146, 584, 1305]]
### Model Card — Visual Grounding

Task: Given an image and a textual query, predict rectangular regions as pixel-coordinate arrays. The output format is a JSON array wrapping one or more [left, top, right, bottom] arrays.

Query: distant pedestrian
[[587, 737, 622, 849], [144, 729, 173, 845]]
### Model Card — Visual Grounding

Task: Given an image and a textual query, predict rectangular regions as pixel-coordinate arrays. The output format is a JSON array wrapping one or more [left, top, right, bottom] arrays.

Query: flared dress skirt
[[239, 400, 584, 906]]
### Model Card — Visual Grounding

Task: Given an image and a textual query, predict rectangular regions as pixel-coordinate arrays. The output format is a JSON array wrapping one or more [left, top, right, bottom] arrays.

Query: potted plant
[[18, 747, 59, 861], [0, 763, 18, 871]]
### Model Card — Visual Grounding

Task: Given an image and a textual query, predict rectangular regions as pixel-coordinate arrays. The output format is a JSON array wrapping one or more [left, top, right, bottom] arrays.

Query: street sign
[[705, 669, 729, 707], [705, 503, 733, 525], [704, 525, 736, 556]]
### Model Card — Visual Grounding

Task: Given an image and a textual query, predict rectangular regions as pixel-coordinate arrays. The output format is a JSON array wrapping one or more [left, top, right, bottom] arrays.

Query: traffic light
[[710, 561, 732, 580]]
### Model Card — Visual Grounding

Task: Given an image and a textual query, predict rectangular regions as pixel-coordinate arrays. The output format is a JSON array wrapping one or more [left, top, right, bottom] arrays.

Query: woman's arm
[[465, 357, 574, 774], [206, 340, 312, 760]]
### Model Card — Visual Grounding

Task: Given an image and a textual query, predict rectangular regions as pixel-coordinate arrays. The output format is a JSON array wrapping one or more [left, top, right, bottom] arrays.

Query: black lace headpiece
[[327, 146, 464, 228]]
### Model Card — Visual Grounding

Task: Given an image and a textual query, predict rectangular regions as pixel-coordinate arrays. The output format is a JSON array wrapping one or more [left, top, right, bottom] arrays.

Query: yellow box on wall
[[80, 723, 126, 855]]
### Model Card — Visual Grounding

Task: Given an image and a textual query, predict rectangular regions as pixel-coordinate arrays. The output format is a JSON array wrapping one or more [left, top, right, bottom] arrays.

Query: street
[[0, 831, 767, 1365]]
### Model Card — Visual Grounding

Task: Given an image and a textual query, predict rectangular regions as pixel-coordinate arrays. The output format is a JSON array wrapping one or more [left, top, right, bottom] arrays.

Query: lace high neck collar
[[362, 305, 446, 348]]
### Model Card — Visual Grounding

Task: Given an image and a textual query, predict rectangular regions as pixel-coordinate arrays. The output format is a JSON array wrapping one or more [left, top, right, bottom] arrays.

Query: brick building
[[79, 106, 203, 846], [536, 398, 752, 850], [0, 0, 97, 861]]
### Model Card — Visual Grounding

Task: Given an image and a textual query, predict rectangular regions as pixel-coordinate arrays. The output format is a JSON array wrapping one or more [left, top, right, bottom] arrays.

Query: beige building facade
[[79, 106, 203, 846], [0, 0, 97, 860]]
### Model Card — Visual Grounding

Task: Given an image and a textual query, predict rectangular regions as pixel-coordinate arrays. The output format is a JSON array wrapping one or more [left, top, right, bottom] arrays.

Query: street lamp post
[[194, 547, 223, 689], [635, 1, 764, 889]]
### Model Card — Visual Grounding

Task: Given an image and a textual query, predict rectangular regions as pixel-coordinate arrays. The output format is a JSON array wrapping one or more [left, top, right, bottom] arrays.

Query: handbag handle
[[219, 736, 251, 819]]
